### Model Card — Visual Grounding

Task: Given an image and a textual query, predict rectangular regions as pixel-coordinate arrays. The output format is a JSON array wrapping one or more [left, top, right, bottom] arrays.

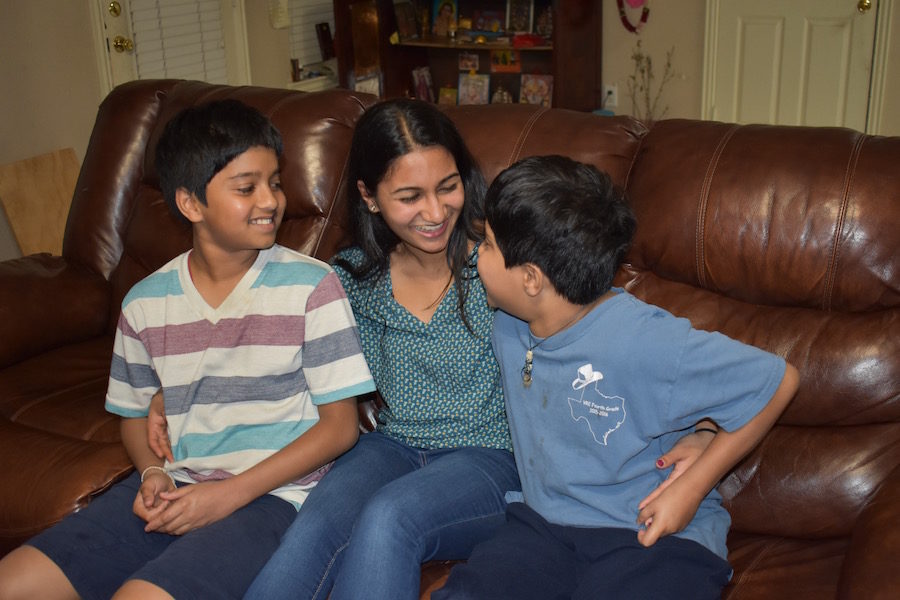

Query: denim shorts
[[28, 471, 296, 600]]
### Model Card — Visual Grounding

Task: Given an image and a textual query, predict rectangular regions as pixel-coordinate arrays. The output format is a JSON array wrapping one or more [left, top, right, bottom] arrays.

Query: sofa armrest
[[0, 254, 109, 369], [838, 463, 900, 599]]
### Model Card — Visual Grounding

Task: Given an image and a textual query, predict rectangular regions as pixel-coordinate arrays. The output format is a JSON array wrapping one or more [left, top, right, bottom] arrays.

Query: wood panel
[[0, 148, 79, 256]]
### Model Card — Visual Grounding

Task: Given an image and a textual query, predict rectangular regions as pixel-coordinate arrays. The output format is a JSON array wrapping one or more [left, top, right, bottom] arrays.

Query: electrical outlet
[[603, 84, 618, 108]]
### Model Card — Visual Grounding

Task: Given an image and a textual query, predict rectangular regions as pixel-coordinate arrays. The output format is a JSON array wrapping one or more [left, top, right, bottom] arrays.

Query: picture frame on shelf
[[472, 9, 504, 33], [520, 73, 553, 106], [393, 1, 419, 41], [412, 66, 435, 102], [432, 0, 458, 36], [458, 72, 490, 105], [458, 52, 479, 71], [506, 0, 533, 33], [352, 72, 382, 98], [438, 86, 458, 105], [490, 49, 521, 73]]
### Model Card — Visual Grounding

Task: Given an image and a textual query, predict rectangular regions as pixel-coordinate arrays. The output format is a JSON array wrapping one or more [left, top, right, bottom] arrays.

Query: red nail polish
[[656, 459, 665, 468]]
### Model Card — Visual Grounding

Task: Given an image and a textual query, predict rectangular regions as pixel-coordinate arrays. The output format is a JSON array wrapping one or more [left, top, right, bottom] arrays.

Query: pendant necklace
[[521, 304, 593, 387]]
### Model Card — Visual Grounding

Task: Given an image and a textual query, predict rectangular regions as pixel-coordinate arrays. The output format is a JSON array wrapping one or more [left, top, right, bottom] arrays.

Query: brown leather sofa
[[1, 80, 897, 599]]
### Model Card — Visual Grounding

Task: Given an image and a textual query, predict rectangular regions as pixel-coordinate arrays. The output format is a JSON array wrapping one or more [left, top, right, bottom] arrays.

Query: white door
[[92, 0, 250, 94], [703, 0, 879, 131]]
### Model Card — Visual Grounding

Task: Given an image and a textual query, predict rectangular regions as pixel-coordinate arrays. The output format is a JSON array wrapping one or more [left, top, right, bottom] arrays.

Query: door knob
[[112, 35, 134, 53], [858, 0, 872, 13]]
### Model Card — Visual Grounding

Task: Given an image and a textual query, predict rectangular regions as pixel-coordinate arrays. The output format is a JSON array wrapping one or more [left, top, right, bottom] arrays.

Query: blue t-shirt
[[492, 289, 786, 559], [332, 246, 512, 451]]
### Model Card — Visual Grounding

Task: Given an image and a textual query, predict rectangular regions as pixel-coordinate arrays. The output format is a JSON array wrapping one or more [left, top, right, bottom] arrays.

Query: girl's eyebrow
[[391, 172, 460, 194]]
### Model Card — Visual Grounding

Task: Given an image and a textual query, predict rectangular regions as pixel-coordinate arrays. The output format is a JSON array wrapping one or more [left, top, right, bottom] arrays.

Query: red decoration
[[617, 0, 649, 34]]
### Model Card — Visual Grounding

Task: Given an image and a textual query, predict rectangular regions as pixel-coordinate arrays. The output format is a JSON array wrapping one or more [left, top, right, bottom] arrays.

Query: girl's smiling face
[[358, 145, 465, 259]]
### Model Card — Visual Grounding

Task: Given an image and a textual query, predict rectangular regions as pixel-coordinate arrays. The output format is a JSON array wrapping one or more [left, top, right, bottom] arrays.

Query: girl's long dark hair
[[336, 98, 487, 330]]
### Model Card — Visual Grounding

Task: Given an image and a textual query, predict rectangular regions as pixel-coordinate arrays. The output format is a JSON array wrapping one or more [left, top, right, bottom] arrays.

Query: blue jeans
[[244, 431, 520, 600]]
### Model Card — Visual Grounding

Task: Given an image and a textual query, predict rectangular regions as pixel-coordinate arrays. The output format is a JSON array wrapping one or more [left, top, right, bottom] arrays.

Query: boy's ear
[[522, 263, 545, 297], [357, 180, 379, 213], [174, 188, 204, 223]]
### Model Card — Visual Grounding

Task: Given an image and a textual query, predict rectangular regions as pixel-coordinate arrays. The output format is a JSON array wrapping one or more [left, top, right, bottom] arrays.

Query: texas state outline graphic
[[567, 386, 626, 445]]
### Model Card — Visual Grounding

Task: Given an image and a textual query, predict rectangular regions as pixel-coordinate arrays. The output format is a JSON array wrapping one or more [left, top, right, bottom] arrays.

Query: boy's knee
[[0, 545, 77, 600]]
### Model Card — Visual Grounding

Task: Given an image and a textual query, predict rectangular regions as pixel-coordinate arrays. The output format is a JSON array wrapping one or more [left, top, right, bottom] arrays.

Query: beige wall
[[602, 0, 900, 132], [0, 0, 103, 166], [244, 0, 292, 88], [602, 0, 706, 120]]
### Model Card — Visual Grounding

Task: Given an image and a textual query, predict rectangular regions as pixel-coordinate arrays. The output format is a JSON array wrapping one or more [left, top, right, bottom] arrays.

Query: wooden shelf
[[333, 0, 603, 112], [398, 35, 551, 52]]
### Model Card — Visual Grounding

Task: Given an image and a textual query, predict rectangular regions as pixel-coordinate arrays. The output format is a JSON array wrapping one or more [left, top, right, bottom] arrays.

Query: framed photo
[[352, 73, 382, 98], [412, 66, 435, 102], [490, 49, 521, 73], [432, 0, 458, 36], [506, 0, 533, 33], [438, 86, 458, 105], [458, 72, 490, 105], [520, 73, 553, 107], [458, 52, 479, 71], [472, 9, 504, 33], [393, 1, 419, 41]]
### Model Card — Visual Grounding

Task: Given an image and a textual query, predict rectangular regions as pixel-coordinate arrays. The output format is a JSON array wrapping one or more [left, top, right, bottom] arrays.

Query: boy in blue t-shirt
[[435, 155, 799, 599]]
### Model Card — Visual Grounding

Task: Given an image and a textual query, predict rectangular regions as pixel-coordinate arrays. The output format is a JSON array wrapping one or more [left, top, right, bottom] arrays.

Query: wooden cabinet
[[332, 0, 603, 112]]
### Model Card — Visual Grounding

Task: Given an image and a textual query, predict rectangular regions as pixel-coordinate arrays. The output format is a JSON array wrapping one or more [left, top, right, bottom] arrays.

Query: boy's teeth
[[251, 218, 273, 224]]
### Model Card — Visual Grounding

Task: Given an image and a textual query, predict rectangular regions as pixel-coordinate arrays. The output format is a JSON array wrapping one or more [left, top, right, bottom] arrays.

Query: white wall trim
[[89, 0, 115, 99], [867, 0, 893, 134]]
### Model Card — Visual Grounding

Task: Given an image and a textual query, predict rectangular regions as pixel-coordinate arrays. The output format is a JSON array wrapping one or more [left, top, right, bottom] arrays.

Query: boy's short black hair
[[155, 99, 283, 223], [484, 155, 636, 305]]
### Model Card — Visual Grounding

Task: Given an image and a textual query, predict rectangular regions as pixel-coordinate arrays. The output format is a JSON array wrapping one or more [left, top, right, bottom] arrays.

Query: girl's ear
[[175, 188, 204, 223], [522, 263, 545, 297], [357, 180, 379, 213]]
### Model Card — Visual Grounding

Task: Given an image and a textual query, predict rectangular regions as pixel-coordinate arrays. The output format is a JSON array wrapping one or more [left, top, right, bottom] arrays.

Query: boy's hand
[[144, 480, 241, 535], [132, 470, 174, 524], [147, 389, 174, 463], [639, 428, 716, 509], [635, 477, 705, 547]]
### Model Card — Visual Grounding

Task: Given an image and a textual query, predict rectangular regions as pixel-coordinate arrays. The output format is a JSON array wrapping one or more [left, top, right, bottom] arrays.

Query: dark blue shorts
[[434, 501, 732, 600], [28, 471, 296, 600]]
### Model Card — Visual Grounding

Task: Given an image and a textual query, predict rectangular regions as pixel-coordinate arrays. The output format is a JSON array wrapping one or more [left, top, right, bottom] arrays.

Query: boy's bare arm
[[636, 363, 800, 547], [145, 397, 359, 535]]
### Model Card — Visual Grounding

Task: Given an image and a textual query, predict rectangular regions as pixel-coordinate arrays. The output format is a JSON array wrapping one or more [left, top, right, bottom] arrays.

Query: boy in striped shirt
[[0, 100, 375, 599]]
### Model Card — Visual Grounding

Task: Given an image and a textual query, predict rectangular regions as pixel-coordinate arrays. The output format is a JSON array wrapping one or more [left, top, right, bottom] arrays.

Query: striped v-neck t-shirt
[[106, 244, 375, 508]]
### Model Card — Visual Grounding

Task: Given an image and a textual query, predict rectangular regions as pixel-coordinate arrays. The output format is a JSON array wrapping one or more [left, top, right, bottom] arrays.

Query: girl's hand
[[638, 428, 716, 511], [147, 389, 174, 463], [144, 480, 242, 535]]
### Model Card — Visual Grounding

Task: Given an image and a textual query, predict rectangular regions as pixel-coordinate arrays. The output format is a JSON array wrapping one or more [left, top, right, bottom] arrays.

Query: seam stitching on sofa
[[508, 107, 548, 166], [695, 125, 739, 289], [823, 134, 864, 312], [622, 121, 648, 191]]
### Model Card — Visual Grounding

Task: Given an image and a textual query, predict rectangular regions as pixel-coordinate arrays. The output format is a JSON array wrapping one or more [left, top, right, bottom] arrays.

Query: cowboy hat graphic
[[572, 364, 604, 390]]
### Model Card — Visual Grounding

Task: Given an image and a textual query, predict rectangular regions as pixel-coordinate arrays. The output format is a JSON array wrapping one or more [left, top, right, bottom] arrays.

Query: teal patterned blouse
[[332, 246, 512, 451]]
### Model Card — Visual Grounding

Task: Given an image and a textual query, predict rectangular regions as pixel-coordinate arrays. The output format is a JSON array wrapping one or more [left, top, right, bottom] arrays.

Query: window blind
[[130, 0, 227, 83], [288, 0, 334, 67]]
